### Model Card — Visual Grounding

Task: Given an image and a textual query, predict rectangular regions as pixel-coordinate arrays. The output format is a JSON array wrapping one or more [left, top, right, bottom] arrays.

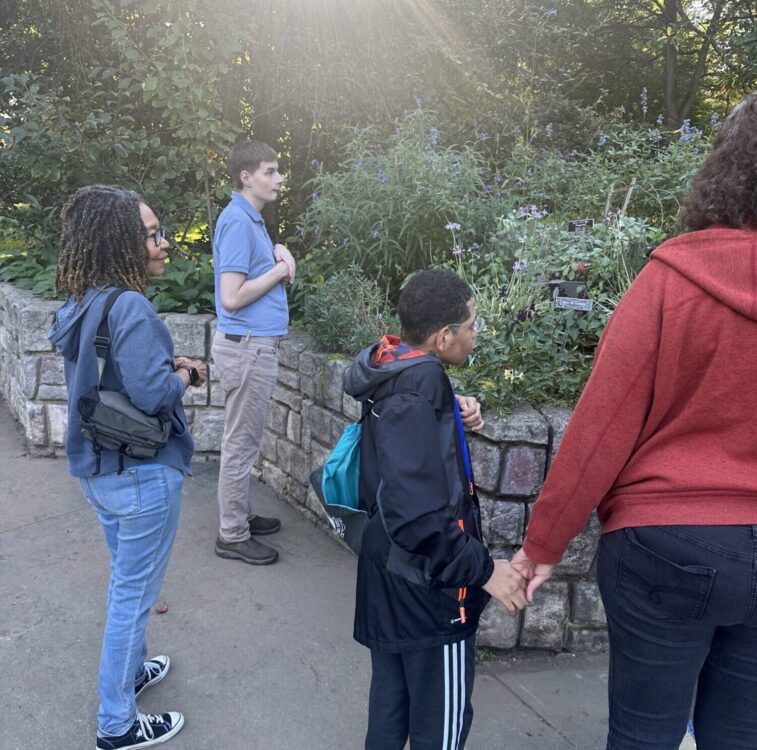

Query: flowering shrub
[[296, 109, 711, 409], [507, 117, 712, 236], [450, 214, 663, 407], [296, 110, 514, 303]]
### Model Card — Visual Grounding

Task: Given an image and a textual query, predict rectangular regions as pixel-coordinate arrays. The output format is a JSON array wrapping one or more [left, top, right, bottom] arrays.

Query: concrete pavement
[[0, 398, 695, 749]]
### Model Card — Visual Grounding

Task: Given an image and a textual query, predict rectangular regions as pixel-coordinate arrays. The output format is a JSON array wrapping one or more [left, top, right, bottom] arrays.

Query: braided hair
[[55, 185, 150, 300]]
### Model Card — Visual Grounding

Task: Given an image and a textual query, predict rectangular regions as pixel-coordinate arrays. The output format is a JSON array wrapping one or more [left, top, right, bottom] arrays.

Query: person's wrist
[[177, 363, 200, 386]]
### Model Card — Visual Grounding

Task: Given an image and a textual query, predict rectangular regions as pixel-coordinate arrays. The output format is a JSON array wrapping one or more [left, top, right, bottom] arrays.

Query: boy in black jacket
[[344, 270, 527, 750]]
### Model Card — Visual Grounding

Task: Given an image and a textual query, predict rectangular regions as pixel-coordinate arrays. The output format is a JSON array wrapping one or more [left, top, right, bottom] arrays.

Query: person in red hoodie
[[512, 92, 757, 750]]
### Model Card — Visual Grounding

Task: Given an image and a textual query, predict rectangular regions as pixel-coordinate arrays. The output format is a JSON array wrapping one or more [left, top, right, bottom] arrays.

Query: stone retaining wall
[[0, 282, 606, 651]]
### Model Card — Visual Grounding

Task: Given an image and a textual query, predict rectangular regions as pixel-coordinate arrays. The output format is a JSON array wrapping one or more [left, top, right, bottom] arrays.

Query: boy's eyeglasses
[[149, 227, 168, 247], [447, 315, 485, 334]]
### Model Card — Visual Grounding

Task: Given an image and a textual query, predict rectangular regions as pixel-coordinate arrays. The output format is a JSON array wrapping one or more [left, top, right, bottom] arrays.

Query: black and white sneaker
[[96, 712, 184, 749], [135, 655, 170, 697]]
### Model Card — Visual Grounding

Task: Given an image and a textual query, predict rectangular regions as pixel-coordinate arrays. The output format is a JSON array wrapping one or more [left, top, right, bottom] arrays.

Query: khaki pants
[[212, 331, 280, 543]]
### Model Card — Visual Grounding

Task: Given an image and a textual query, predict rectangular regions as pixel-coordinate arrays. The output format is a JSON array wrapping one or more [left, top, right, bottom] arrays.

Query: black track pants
[[365, 635, 476, 750]]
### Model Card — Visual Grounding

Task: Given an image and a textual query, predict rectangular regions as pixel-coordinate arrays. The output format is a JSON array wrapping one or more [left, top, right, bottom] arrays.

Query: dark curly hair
[[398, 269, 472, 345], [55, 185, 150, 300], [680, 92, 757, 231]]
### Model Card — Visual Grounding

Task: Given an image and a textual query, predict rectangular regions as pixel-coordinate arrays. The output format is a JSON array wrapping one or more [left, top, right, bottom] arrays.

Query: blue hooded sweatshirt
[[48, 287, 193, 477]]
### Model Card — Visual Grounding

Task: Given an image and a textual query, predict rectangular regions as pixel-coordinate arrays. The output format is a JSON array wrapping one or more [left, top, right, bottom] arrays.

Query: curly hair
[[680, 92, 757, 231], [55, 185, 150, 300], [398, 269, 472, 345]]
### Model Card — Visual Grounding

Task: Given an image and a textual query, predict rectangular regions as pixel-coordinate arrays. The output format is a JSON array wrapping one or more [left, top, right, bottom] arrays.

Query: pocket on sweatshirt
[[616, 527, 715, 621]]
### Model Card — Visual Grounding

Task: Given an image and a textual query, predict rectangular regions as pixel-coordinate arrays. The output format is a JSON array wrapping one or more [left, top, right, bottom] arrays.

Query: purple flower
[[429, 127, 439, 146], [597, 133, 608, 147], [445, 222, 462, 232], [311, 192, 319, 202], [371, 230, 381, 239], [377, 167, 388, 184], [679, 119, 701, 143], [402, 212, 410, 223], [309, 159, 320, 169], [478, 132, 490, 141], [468, 243, 480, 251], [513, 260, 528, 272], [656, 113, 664, 126], [545, 123, 553, 135], [640, 87, 648, 115], [517, 205, 547, 219], [452, 245, 463, 256], [710, 112, 720, 126], [546, 8, 557, 16], [415, 96, 422, 108]]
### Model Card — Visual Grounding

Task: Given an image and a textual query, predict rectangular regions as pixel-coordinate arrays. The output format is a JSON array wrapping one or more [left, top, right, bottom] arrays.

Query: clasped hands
[[482, 550, 555, 614]]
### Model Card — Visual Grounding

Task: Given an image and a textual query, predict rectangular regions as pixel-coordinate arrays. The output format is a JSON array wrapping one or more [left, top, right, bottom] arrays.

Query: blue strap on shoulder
[[451, 387, 473, 489]]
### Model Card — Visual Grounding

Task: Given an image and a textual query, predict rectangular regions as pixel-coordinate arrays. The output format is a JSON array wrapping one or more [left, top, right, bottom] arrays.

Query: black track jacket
[[344, 336, 494, 652]]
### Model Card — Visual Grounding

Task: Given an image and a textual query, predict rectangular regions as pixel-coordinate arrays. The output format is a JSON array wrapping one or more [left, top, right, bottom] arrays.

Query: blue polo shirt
[[212, 192, 289, 335]]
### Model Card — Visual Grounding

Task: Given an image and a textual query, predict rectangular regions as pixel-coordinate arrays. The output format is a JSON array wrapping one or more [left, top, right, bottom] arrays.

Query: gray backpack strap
[[93, 289, 128, 383]]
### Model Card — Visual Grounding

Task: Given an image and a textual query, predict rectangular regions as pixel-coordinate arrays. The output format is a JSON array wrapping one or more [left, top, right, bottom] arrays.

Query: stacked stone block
[[0, 282, 606, 652]]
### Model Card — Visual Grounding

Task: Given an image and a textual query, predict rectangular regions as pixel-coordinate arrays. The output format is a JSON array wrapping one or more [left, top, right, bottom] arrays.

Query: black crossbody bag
[[78, 289, 172, 475]]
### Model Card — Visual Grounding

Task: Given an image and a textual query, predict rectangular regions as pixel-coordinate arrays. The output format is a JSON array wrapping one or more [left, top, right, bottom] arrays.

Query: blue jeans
[[80, 466, 183, 736], [597, 525, 757, 750]]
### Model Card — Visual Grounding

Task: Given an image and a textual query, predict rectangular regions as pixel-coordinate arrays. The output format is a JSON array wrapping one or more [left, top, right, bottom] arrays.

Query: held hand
[[510, 548, 554, 603], [455, 394, 484, 432], [274, 243, 296, 284], [482, 559, 528, 614]]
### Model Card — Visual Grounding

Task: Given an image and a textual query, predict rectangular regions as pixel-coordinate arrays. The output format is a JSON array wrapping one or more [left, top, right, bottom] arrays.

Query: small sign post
[[568, 218, 595, 234], [555, 297, 593, 312]]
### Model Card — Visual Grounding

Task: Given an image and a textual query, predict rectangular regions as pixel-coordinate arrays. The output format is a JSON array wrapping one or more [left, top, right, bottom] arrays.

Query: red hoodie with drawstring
[[523, 227, 757, 565]]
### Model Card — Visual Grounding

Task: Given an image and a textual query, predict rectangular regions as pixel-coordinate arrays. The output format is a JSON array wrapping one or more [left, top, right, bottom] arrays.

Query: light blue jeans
[[80, 465, 183, 737]]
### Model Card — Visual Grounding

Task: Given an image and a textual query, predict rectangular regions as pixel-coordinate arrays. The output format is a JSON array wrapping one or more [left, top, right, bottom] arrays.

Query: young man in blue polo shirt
[[211, 140, 295, 565]]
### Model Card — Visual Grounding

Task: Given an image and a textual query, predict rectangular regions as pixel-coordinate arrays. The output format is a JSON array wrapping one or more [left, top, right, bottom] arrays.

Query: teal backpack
[[309, 413, 367, 553]]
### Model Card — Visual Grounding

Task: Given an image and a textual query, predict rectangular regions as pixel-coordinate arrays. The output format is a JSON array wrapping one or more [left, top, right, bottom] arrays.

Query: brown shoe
[[249, 515, 281, 536], [214, 536, 278, 565]]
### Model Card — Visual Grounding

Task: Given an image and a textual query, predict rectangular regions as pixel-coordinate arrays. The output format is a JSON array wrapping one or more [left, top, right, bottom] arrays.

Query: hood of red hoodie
[[651, 226, 757, 320]]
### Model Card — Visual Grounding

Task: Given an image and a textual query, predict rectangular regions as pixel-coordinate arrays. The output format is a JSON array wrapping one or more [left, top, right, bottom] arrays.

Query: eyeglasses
[[149, 227, 168, 247], [447, 315, 485, 334]]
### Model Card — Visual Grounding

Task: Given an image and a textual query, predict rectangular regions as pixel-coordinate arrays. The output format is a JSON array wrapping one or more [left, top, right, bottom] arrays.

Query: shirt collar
[[231, 192, 264, 223]]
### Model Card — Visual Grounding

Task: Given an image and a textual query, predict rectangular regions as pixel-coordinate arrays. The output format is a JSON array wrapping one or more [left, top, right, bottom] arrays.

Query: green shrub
[[146, 251, 215, 314], [0, 0, 245, 299], [300, 267, 397, 356]]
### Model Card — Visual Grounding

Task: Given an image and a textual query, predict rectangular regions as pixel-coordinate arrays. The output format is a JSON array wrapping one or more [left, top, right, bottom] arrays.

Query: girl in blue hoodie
[[49, 185, 206, 750]]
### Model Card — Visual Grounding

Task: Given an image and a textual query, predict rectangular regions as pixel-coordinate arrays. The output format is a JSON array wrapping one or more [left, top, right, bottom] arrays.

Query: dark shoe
[[96, 712, 184, 749], [135, 655, 170, 698], [215, 535, 278, 565], [249, 515, 281, 535]]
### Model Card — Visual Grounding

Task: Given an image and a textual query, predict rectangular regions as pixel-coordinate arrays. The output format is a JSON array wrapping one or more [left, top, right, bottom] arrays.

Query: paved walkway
[[0, 399, 695, 749]]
